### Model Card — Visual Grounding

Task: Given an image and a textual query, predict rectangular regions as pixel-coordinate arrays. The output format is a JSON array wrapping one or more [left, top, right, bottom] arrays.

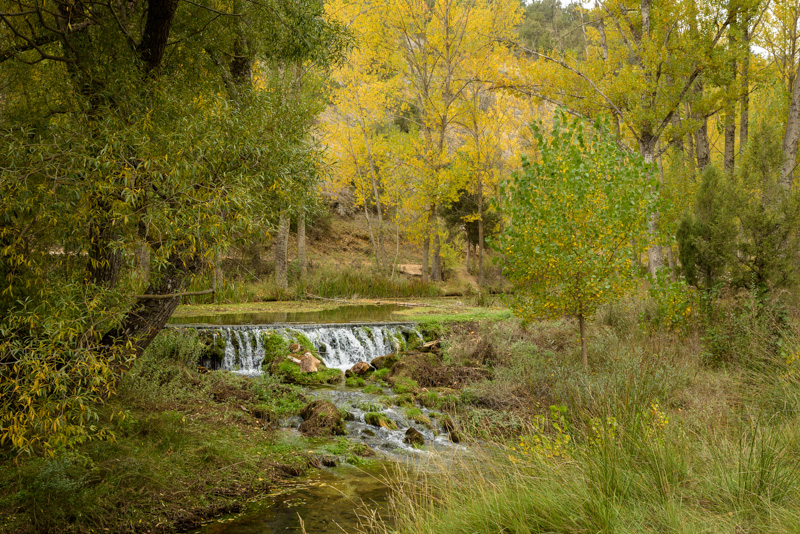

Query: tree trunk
[[275, 213, 289, 291], [101, 249, 205, 357], [421, 232, 430, 283], [136, 242, 151, 285], [781, 58, 800, 191], [477, 178, 485, 286], [693, 79, 711, 171], [578, 311, 588, 368], [214, 256, 223, 303], [297, 213, 306, 279], [724, 30, 737, 172], [740, 25, 750, 151], [465, 232, 471, 273], [432, 231, 443, 282], [641, 140, 664, 276]]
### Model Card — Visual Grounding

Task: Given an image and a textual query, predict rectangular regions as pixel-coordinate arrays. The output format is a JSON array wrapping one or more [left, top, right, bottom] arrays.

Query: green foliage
[[274, 361, 343, 386], [362, 384, 384, 394], [500, 111, 655, 325], [640, 272, 698, 333], [346, 377, 366, 388], [677, 123, 800, 294], [392, 377, 419, 394], [262, 333, 290, 362]]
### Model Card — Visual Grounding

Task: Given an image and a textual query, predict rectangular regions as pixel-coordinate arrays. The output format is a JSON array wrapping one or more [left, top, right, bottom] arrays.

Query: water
[[198, 324, 422, 374], [170, 304, 408, 326], [193, 462, 394, 534]]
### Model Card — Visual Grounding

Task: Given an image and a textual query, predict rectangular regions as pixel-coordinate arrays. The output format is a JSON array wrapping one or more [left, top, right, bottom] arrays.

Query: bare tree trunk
[[275, 213, 289, 291], [693, 79, 711, 170], [724, 29, 737, 172], [432, 229, 443, 282], [740, 25, 750, 151], [421, 232, 430, 283], [781, 59, 800, 191], [642, 140, 664, 276], [214, 255, 223, 303], [465, 232, 471, 273], [297, 213, 306, 279], [135, 242, 151, 285], [477, 178, 485, 286]]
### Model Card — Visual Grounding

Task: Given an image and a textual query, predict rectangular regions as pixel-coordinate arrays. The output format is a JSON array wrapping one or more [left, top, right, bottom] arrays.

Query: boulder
[[288, 342, 302, 353], [370, 353, 399, 370], [345, 361, 372, 377], [300, 353, 321, 373], [364, 412, 398, 430], [404, 427, 425, 447], [298, 400, 346, 436], [420, 340, 442, 353], [441, 415, 460, 443]]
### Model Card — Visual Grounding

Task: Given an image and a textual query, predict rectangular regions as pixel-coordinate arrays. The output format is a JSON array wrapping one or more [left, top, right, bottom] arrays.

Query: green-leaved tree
[[500, 111, 656, 367]]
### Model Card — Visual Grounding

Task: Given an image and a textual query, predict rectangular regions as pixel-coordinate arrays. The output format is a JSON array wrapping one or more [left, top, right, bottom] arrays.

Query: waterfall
[[201, 324, 420, 375]]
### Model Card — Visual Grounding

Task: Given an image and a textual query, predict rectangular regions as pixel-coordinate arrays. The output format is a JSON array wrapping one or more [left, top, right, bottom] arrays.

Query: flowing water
[[197, 323, 422, 373], [183, 320, 460, 533], [170, 304, 408, 326]]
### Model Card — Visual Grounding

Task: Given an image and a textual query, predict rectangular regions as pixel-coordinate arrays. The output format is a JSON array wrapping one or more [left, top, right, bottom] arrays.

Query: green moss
[[346, 376, 366, 388], [404, 407, 432, 426], [392, 377, 419, 394], [362, 384, 383, 395], [389, 393, 415, 408], [263, 333, 289, 360], [356, 400, 386, 412], [291, 330, 315, 353], [364, 412, 398, 430], [374, 368, 390, 380], [275, 360, 343, 386]]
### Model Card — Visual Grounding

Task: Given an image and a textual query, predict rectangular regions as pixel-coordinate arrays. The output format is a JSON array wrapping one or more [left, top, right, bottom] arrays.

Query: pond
[[193, 462, 394, 533], [169, 304, 408, 326]]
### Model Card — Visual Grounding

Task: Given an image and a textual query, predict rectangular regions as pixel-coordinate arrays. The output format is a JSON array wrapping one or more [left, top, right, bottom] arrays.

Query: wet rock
[[370, 353, 399, 370], [361, 428, 376, 437], [404, 427, 425, 447], [364, 412, 398, 430], [320, 455, 339, 467], [300, 353, 321, 373], [343, 411, 356, 421], [441, 415, 461, 443], [298, 400, 346, 436], [345, 361, 373, 378], [288, 342, 302, 353], [420, 340, 441, 353]]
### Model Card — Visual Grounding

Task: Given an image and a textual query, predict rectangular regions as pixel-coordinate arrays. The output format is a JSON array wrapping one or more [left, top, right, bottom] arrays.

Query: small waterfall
[[201, 323, 420, 375]]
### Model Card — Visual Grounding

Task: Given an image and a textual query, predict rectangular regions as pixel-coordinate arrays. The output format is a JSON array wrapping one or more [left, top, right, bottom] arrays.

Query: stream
[[179, 308, 460, 533]]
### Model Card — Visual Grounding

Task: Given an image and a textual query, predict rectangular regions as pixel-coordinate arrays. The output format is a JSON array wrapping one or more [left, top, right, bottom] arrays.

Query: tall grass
[[362, 294, 800, 533], [183, 265, 443, 304]]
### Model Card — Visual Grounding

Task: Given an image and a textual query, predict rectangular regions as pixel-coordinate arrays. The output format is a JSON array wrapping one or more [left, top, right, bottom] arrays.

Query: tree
[[505, 0, 755, 276], [500, 112, 656, 367], [0, 0, 345, 454]]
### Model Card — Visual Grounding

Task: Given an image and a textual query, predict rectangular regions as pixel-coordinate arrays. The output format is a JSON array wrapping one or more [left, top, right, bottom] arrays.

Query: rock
[[320, 455, 339, 467], [288, 356, 302, 365], [300, 353, 321, 373], [298, 400, 346, 436], [288, 343, 302, 353], [343, 411, 355, 421], [361, 428, 376, 437], [364, 412, 398, 430], [420, 340, 441, 353], [404, 427, 425, 447], [370, 353, 399, 370], [345, 361, 372, 378], [441, 415, 461, 443]]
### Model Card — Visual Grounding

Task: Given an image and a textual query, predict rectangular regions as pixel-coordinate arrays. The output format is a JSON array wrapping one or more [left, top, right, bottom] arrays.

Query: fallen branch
[[135, 288, 215, 300]]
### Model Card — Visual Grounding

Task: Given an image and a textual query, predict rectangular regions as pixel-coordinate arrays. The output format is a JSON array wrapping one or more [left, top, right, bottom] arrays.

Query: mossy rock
[[370, 353, 399, 370], [364, 412, 398, 430], [440, 415, 461, 443], [273, 359, 343, 386], [362, 384, 383, 395], [345, 376, 366, 388], [391, 377, 419, 395], [404, 427, 425, 447], [298, 400, 346, 436], [389, 393, 415, 408], [405, 408, 431, 426]]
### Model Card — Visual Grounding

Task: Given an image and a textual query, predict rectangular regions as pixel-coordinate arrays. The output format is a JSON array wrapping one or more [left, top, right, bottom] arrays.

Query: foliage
[[641, 272, 698, 334], [499, 112, 655, 360]]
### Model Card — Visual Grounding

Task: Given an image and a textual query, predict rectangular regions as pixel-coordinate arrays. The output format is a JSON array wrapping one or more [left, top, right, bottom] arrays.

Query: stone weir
[[182, 323, 422, 375]]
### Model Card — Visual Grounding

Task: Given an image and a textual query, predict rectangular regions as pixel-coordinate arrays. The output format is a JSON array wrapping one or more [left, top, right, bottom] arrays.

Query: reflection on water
[[194, 463, 393, 534], [169, 304, 407, 326]]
